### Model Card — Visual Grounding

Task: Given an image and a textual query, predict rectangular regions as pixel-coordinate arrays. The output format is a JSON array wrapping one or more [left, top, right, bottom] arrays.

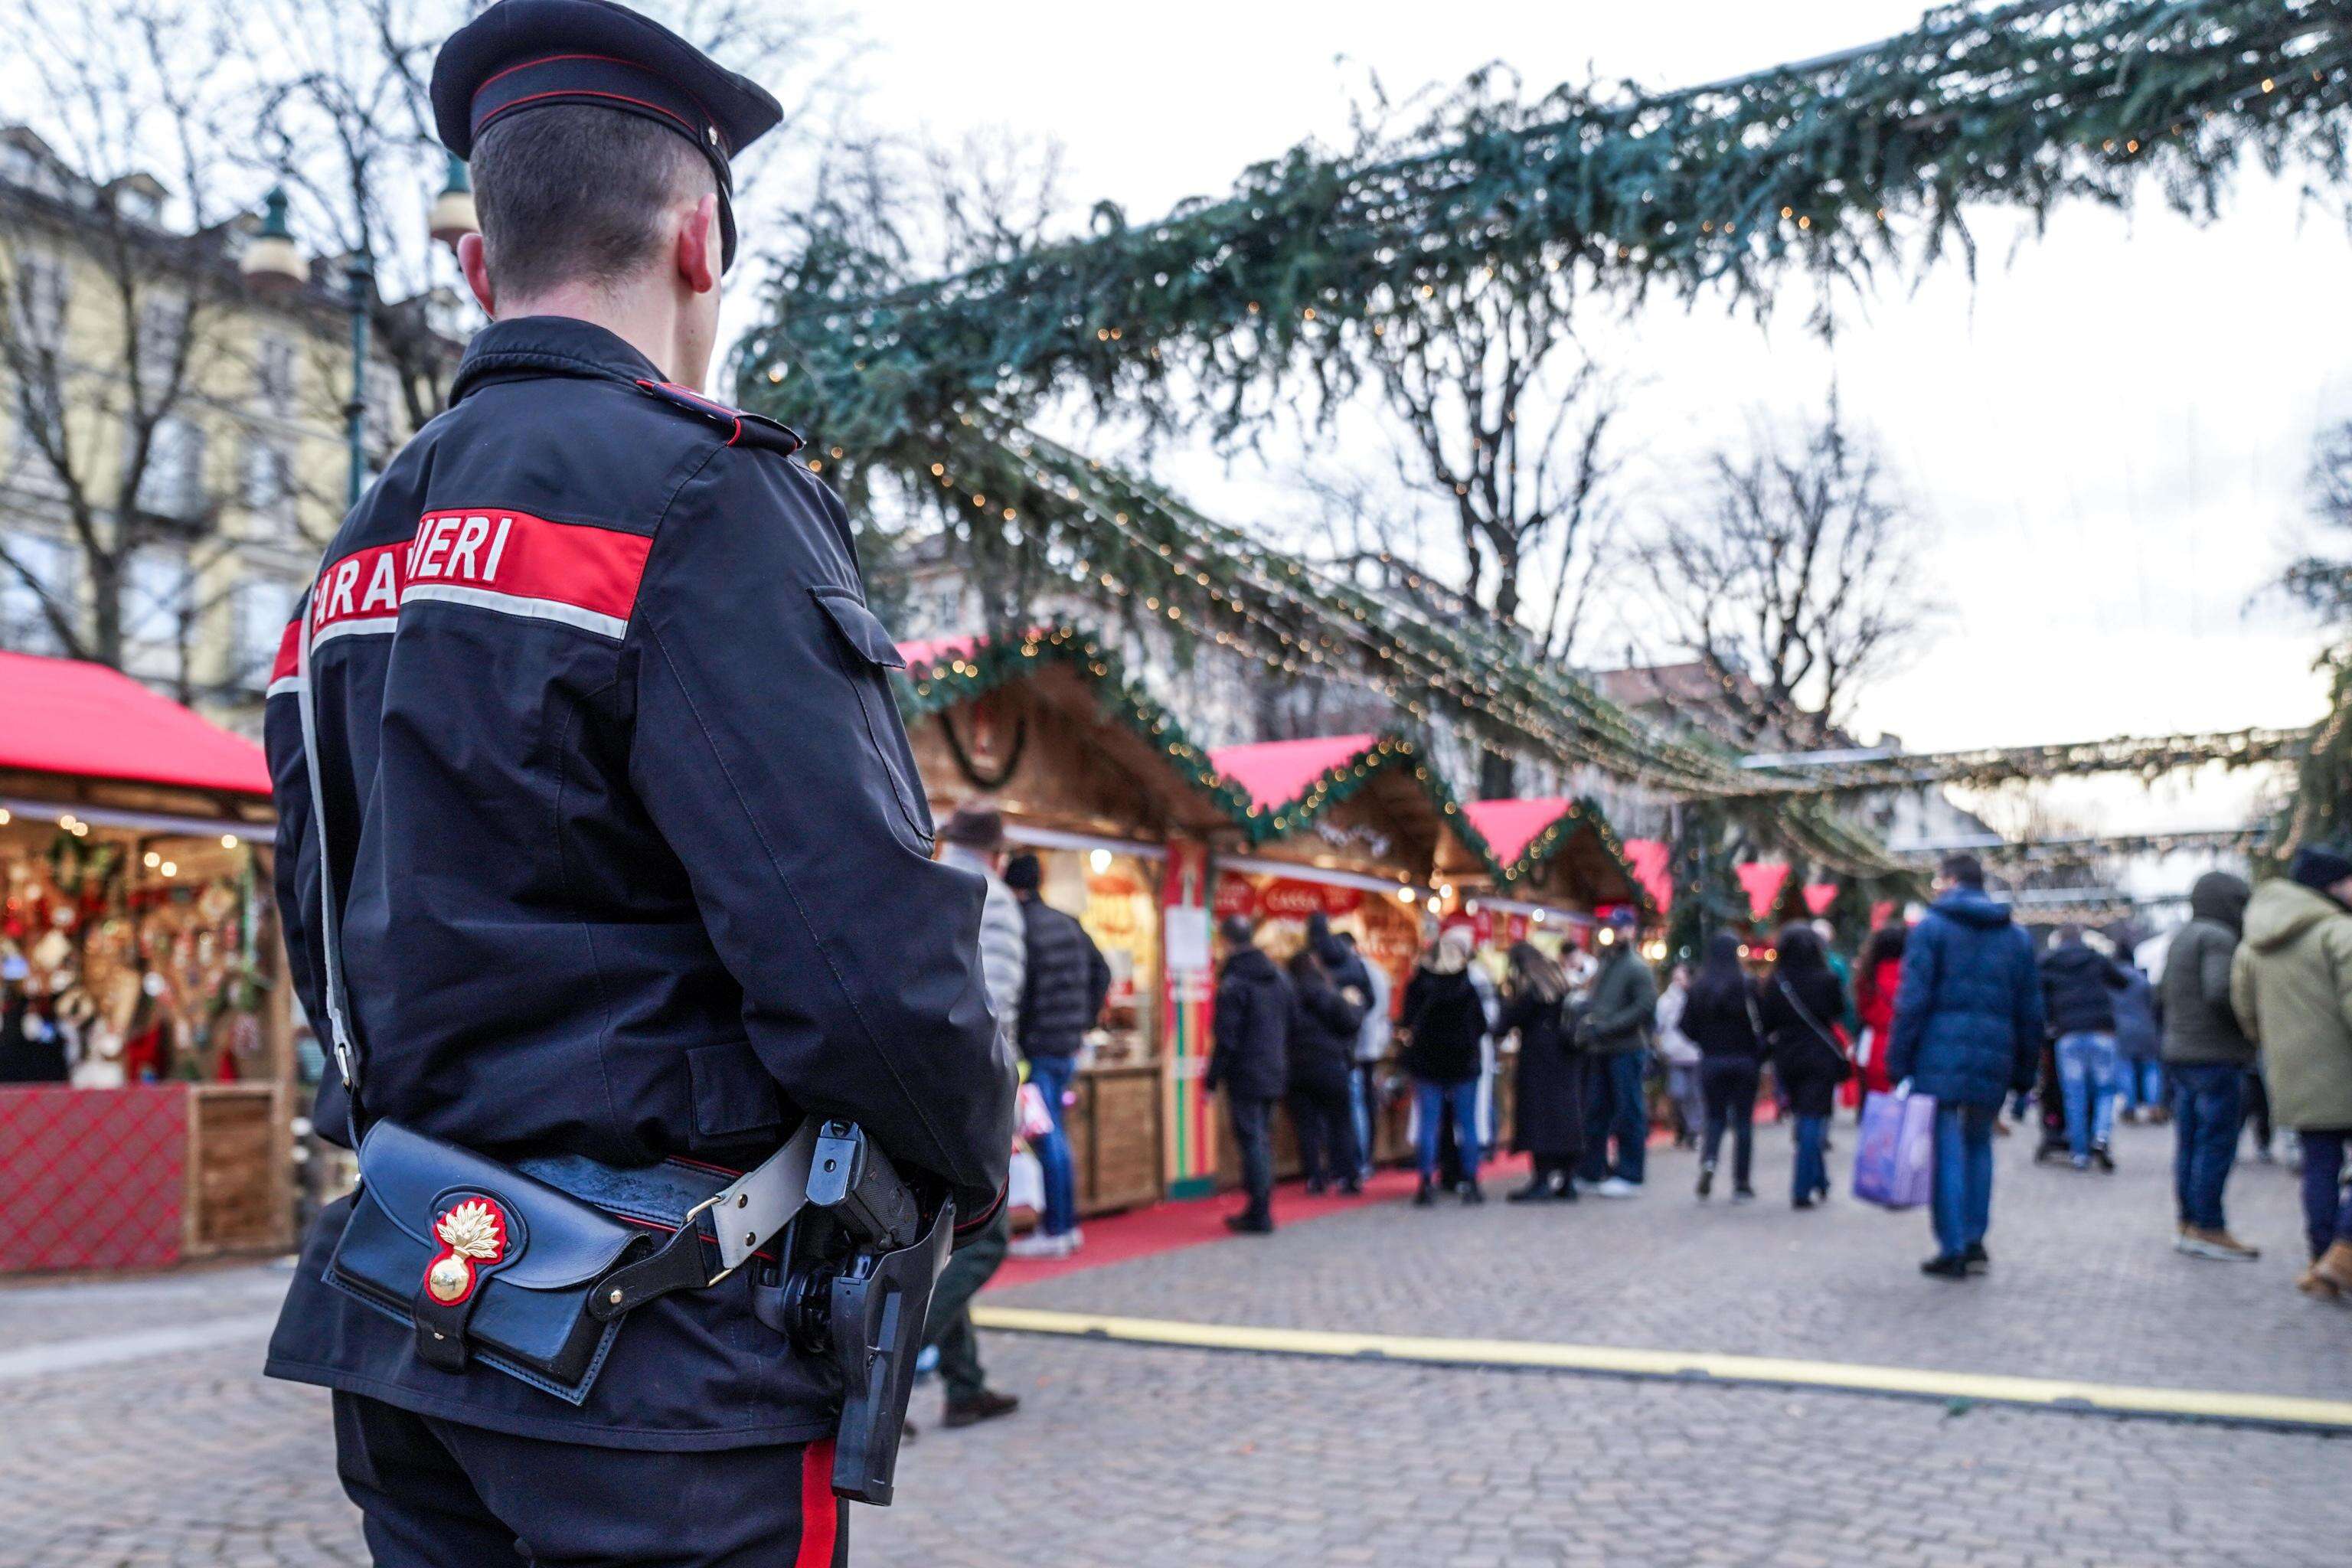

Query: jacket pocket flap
[[811, 587, 906, 669], [354, 1122, 639, 1289], [687, 1041, 787, 1143]]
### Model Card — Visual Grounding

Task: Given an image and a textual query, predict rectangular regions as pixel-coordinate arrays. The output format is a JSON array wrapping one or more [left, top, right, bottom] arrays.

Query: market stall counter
[[0, 652, 293, 1272]]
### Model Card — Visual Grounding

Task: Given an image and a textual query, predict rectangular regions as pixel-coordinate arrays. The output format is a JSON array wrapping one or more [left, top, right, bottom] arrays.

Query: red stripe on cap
[[796, 1440, 839, 1565], [475, 87, 699, 143]]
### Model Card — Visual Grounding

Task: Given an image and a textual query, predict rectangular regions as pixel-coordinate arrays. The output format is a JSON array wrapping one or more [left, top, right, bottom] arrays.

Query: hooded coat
[[1886, 886, 2044, 1109], [1286, 950, 1367, 1093], [1210, 946, 1291, 1102], [2161, 872, 2253, 1068], [2039, 936, 2130, 1037], [2230, 878, 2352, 1132]]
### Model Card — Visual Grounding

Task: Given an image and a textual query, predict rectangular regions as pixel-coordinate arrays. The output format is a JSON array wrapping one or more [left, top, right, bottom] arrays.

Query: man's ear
[[458, 233, 495, 316], [676, 193, 720, 296]]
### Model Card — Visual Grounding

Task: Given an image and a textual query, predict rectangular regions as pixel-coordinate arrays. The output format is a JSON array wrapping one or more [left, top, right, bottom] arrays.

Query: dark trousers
[[1229, 1094, 1276, 1217], [2299, 1129, 2352, 1260], [1288, 1077, 1360, 1187], [1699, 1058, 1759, 1189], [922, 1202, 1009, 1405], [1577, 1051, 1648, 1185], [1792, 1112, 1830, 1203], [2245, 1069, 2274, 1152], [332, 1392, 845, 1567], [2168, 1062, 2245, 1232]]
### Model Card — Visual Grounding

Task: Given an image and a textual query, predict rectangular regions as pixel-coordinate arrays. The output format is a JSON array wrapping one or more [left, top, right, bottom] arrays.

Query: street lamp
[[239, 188, 305, 291], [241, 164, 479, 511], [428, 154, 478, 251]]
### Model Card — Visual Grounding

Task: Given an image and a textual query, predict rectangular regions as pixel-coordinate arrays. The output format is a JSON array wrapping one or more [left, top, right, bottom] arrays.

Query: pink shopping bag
[[1852, 1089, 1937, 1209]]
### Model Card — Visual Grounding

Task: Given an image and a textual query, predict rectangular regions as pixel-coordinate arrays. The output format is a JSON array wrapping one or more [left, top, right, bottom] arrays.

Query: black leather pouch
[[324, 1121, 658, 1403]]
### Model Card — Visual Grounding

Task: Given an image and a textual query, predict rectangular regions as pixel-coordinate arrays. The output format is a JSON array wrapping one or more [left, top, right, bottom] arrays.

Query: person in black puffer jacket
[[1287, 945, 1367, 1195], [1210, 916, 1292, 1233], [2039, 926, 2131, 1170], [1681, 930, 1763, 1200], [1004, 854, 1112, 1253], [1758, 923, 1852, 1210], [1401, 926, 1490, 1206]]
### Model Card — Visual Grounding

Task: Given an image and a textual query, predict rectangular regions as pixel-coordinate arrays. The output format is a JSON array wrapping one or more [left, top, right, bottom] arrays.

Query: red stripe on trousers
[[796, 1439, 839, 1567]]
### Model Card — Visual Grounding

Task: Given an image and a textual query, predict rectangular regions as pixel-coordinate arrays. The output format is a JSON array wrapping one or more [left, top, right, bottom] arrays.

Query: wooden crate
[[1072, 1064, 1165, 1216], [185, 1086, 291, 1256]]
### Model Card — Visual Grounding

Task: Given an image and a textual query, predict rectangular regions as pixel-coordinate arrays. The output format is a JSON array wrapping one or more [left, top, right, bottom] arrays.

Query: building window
[[121, 545, 191, 681], [134, 414, 207, 521], [256, 332, 294, 415], [240, 438, 295, 531], [134, 289, 188, 400], [0, 531, 76, 655], [232, 575, 300, 691], [8, 250, 69, 351]]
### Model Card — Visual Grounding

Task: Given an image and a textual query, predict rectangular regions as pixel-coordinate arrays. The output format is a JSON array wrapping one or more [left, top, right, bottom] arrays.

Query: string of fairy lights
[[897, 628, 1651, 899]]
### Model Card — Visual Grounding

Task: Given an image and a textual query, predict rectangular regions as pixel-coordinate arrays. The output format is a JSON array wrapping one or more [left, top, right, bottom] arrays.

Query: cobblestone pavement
[[2, 1116, 2345, 1567]]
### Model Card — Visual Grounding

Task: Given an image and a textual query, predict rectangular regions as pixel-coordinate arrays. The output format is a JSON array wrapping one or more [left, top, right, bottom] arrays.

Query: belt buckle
[[681, 1191, 740, 1287]]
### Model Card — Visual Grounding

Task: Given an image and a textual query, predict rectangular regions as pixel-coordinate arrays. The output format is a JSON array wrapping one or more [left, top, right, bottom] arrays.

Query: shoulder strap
[[294, 609, 367, 1142], [1775, 975, 1838, 1047]]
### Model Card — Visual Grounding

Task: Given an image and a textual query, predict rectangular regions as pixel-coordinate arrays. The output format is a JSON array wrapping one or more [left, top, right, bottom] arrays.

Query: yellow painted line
[[969, 1305, 2352, 1433]]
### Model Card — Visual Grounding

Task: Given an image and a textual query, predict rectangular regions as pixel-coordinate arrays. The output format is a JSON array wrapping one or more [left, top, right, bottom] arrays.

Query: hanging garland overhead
[[737, 0, 2349, 874], [743, 0, 2350, 455]]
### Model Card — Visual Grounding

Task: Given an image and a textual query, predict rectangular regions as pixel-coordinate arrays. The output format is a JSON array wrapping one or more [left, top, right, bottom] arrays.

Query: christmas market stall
[[1207, 731, 1501, 1171], [0, 651, 292, 1273], [897, 628, 1257, 1210], [1461, 795, 1652, 939]]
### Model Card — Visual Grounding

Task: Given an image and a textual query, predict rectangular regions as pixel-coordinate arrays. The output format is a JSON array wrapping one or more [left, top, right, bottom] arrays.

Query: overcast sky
[[823, 0, 2343, 829]]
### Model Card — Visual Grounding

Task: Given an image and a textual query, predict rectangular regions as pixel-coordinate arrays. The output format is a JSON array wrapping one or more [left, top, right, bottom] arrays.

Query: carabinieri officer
[[260, 2, 1013, 1561]]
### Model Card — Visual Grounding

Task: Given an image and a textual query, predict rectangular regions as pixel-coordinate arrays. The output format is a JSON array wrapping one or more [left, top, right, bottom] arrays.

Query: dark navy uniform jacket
[[262, 315, 1012, 1450]]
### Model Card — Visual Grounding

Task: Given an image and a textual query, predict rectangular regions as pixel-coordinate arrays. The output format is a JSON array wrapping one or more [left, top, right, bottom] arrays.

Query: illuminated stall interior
[[897, 629, 1253, 1214], [0, 652, 290, 1272]]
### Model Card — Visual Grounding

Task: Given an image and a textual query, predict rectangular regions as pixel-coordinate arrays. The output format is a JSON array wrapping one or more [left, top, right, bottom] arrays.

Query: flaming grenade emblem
[[424, 1197, 508, 1305]]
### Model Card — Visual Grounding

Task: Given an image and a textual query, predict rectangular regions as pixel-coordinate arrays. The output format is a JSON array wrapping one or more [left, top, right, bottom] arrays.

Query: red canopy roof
[[1209, 733, 1380, 813], [0, 651, 270, 798], [1623, 838, 1672, 913], [1461, 797, 1576, 868]]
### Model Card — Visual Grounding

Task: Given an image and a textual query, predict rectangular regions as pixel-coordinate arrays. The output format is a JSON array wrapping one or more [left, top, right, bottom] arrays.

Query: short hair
[[1218, 914, 1255, 949], [1939, 853, 1984, 888], [471, 106, 711, 299]]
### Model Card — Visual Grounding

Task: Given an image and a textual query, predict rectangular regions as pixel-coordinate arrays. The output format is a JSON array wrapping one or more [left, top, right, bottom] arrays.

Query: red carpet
[[988, 1155, 1530, 1289]]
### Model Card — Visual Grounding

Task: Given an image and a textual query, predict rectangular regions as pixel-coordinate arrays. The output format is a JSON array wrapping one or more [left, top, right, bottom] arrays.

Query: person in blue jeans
[[1575, 910, 1659, 1197], [2040, 926, 2132, 1171], [2169, 1063, 2249, 1254], [1401, 927, 1491, 1206], [1758, 923, 1851, 1210], [1003, 854, 1112, 1258], [2053, 1029, 2122, 1168], [2159, 871, 2259, 1259], [1886, 854, 2045, 1280]]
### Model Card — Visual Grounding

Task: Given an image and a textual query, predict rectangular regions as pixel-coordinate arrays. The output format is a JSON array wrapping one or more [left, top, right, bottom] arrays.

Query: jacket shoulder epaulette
[[630, 379, 805, 457]]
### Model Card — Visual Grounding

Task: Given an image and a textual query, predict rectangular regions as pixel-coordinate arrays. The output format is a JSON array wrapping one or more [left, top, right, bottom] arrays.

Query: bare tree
[[1635, 396, 1939, 750], [0, 0, 254, 690], [1286, 266, 1631, 799], [2288, 417, 2352, 629]]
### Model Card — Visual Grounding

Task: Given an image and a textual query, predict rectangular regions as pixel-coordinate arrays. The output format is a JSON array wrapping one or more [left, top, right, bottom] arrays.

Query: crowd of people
[[1198, 848, 2352, 1301]]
